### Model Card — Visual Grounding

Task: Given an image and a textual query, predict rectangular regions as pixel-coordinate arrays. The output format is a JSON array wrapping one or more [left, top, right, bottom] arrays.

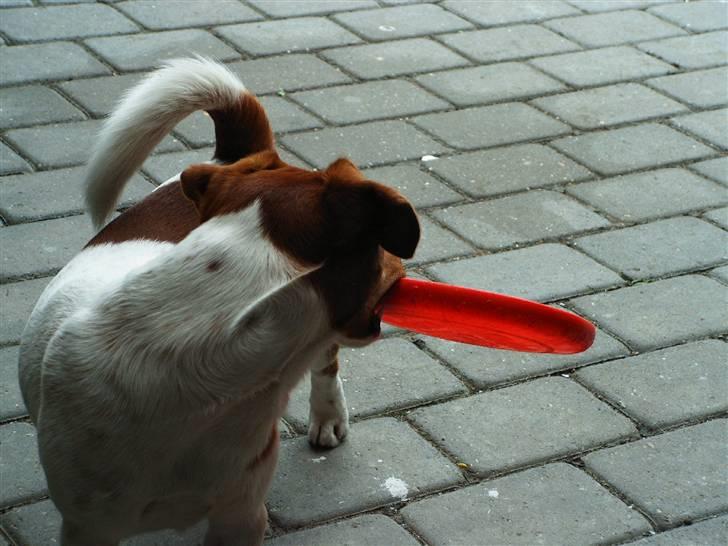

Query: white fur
[[85, 57, 245, 230], [19, 204, 338, 544]]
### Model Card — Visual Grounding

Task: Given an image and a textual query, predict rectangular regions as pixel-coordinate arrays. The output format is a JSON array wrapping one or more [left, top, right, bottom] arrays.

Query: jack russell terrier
[[18, 58, 419, 546]]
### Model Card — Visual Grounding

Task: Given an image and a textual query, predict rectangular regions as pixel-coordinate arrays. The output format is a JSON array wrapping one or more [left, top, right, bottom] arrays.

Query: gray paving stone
[[638, 31, 728, 69], [672, 108, 728, 150], [710, 265, 728, 284], [410, 377, 637, 476], [426, 144, 592, 198], [424, 328, 629, 389], [402, 463, 651, 546], [416, 62, 566, 107], [567, 0, 673, 12], [261, 96, 325, 135], [428, 243, 623, 302], [58, 73, 145, 118], [3, 166, 115, 222], [584, 419, 728, 529], [408, 215, 475, 264], [141, 148, 214, 184], [0, 167, 154, 224], [646, 67, 728, 109], [5, 120, 183, 170], [414, 103, 569, 151], [0, 278, 51, 346], [266, 515, 419, 546], [570, 275, 728, 351], [439, 24, 580, 63], [433, 190, 610, 250], [530, 45, 675, 87], [690, 156, 728, 186], [533, 83, 687, 130], [649, 0, 728, 32], [0, 42, 110, 87], [85, 30, 239, 72], [216, 17, 360, 56], [0, 346, 26, 421], [442, 0, 579, 26], [333, 4, 472, 41], [552, 123, 714, 176], [566, 168, 728, 221], [281, 121, 447, 169], [0, 142, 31, 175], [291, 80, 449, 125], [545, 10, 686, 48], [267, 417, 464, 528], [630, 514, 728, 546], [117, 0, 261, 29], [576, 340, 728, 430], [284, 338, 466, 428], [321, 38, 470, 80], [0, 498, 207, 546], [0, 422, 46, 508], [0, 86, 85, 130], [575, 217, 728, 280], [362, 164, 462, 208], [248, 0, 378, 17], [704, 206, 728, 230], [0, 0, 32, 6], [0, 215, 92, 282], [170, 111, 215, 148], [227, 55, 351, 95], [0, 4, 138, 42]]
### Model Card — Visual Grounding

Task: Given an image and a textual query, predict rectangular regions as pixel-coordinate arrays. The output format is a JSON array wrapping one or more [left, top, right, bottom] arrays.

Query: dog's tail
[[85, 57, 273, 231]]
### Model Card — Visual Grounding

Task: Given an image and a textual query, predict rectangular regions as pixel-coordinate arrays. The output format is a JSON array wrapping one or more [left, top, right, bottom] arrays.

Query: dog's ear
[[324, 160, 420, 259], [180, 163, 218, 204]]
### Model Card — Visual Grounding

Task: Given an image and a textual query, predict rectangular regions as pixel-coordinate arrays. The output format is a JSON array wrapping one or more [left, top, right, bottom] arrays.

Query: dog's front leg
[[308, 344, 349, 448]]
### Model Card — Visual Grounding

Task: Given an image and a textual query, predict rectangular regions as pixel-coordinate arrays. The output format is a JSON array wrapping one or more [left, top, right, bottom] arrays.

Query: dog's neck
[[83, 202, 332, 413]]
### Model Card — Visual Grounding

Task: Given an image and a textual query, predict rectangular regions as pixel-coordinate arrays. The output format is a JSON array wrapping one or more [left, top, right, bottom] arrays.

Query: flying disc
[[378, 278, 595, 354]]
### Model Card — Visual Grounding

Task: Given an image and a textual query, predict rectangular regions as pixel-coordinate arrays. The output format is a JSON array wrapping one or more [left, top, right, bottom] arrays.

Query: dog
[[18, 58, 419, 546]]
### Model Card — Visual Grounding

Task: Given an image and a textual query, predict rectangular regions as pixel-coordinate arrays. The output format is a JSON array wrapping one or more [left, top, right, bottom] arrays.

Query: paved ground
[[1, 0, 727, 544]]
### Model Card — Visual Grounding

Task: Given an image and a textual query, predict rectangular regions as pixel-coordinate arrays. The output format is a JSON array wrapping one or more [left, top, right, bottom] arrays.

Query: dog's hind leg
[[308, 344, 349, 448], [61, 520, 118, 546]]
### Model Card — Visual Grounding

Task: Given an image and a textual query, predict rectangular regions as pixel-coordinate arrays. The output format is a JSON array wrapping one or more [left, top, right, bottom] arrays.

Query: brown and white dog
[[18, 58, 419, 546]]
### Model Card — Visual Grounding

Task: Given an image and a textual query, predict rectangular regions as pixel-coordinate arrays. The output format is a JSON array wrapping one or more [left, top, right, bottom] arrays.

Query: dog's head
[[180, 151, 419, 345]]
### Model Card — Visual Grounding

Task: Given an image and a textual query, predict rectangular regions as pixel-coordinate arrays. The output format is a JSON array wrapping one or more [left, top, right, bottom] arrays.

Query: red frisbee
[[379, 278, 595, 354]]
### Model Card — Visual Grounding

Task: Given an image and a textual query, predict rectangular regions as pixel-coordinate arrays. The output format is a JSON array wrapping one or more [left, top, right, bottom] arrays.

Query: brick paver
[[414, 103, 570, 150], [427, 143, 592, 197], [0, 346, 25, 421], [532, 83, 687, 129], [584, 419, 728, 529], [551, 123, 715, 175], [416, 62, 566, 107], [428, 243, 623, 302], [573, 216, 728, 280], [566, 168, 728, 221], [424, 328, 629, 388], [267, 417, 463, 527], [2, 1, 726, 543], [570, 275, 728, 351], [410, 377, 637, 476], [432, 190, 610, 250], [284, 338, 466, 428], [321, 37, 469, 79], [529, 45, 675, 87], [576, 340, 728, 430], [402, 464, 651, 546]]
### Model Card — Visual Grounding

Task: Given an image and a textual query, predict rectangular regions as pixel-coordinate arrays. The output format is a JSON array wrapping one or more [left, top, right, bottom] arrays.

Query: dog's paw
[[308, 412, 349, 448]]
